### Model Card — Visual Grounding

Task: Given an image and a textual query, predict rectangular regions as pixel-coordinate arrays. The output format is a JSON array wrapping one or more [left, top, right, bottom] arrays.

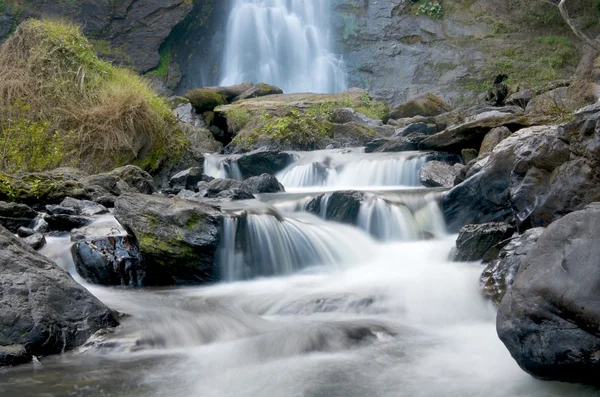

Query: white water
[[219, 0, 347, 93]]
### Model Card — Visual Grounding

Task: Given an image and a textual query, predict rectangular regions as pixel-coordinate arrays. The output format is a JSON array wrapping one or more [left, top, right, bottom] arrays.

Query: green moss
[[226, 107, 253, 133], [147, 44, 171, 79], [186, 88, 227, 111]]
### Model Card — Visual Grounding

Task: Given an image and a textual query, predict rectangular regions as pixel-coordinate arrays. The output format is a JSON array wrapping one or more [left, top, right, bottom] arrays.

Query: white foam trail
[[220, 0, 347, 93]]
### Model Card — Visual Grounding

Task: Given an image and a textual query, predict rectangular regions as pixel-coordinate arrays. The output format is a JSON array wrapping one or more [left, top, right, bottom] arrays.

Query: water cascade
[[219, 0, 347, 93]]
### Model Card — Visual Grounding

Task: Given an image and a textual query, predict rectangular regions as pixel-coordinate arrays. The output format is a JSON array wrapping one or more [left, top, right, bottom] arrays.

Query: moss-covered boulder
[[215, 90, 390, 153], [234, 83, 284, 101], [389, 93, 452, 120], [186, 88, 227, 112], [114, 193, 221, 285]]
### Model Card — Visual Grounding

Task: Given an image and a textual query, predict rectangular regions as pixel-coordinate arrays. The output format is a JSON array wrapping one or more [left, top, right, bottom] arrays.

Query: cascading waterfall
[[204, 155, 243, 180], [277, 150, 429, 189], [217, 211, 374, 281], [219, 0, 347, 93]]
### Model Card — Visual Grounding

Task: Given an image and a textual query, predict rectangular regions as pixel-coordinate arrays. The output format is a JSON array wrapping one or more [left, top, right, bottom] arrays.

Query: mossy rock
[[0, 171, 89, 208], [390, 93, 452, 119], [235, 83, 284, 101], [186, 88, 227, 112]]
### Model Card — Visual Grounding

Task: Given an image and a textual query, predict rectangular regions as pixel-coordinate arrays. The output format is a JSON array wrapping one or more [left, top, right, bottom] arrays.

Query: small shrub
[[416, 1, 443, 19]]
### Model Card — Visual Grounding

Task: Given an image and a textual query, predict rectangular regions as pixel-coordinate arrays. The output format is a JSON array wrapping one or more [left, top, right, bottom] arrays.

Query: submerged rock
[[0, 225, 117, 367], [114, 194, 221, 285], [480, 227, 544, 306], [306, 191, 365, 224], [454, 222, 514, 262], [497, 204, 600, 386]]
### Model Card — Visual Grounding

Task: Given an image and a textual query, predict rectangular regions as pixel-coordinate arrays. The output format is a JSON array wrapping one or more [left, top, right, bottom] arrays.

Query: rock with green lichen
[[234, 83, 284, 101], [185, 88, 227, 112], [389, 93, 452, 120], [114, 193, 221, 285]]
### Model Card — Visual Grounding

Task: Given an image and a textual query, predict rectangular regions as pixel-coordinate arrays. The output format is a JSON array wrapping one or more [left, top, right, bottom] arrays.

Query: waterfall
[[276, 150, 429, 189], [217, 211, 374, 281], [219, 0, 347, 93], [204, 155, 243, 180]]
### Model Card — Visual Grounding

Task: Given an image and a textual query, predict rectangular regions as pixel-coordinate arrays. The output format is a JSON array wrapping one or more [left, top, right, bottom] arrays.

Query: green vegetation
[[354, 92, 390, 121], [147, 43, 172, 79], [0, 19, 186, 173], [226, 108, 253, 133], [415, 1, 443, 19], [186, 88, 227, 111]]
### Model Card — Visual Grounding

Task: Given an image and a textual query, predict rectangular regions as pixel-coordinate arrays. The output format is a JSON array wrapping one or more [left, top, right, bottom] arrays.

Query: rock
[[0, 345, 30, 367], [454, 222, 514, 262], [480, 227, 544, 306], [205, 83, 254, 102], [46, 204, 79, 216], [60, 197, 108, 217], [419, 113, 546, 153], [306, 191, 365, 224], [17, 227, 35, 238], [73, 236, 144, 286], [83, 165, 156, 196], [479, 126, 511, 155], [234, 83, 284, 101], [364, 138, 389, 153], [22, 233, 46, 250], [461, 148, 478, 164], [235, 150, 295, 179], [526, 84, 594, 116], [375, 134, 428, 152], [0, 225, 117, 366], [239, 174, 285, 194], [332, 122, 376, 147], [389, 93, 451, 120], [330, 108, 383, 126], [114, 194, 221, 285], [179, 123, 222, 153], [497, 204, 600, 386], [0, 202, 37, 233], [442, 125, 571, 232], [169, 167, 204, 192], [419, 161, 463, 188], [506, 88, 534, 108], [44, 214, 92, 231], [485, 74, 510, 106], [393, 122, 437, 137], [205, 178, 243, 198], [173, 102, 203, 126], [185, 88, 227, 112], [153, 148, 205, 191]]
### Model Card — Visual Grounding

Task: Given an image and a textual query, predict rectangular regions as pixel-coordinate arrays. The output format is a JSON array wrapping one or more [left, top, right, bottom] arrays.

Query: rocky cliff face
[[0, 0, 193, 73], [331, 0, 582, 106]]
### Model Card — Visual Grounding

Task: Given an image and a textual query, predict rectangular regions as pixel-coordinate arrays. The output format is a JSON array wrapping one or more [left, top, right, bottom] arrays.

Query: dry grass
[[0, 19, 186, 173]]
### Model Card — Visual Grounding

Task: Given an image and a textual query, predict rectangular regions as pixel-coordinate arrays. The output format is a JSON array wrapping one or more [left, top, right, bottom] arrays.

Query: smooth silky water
[[1, 152, 599, 396]]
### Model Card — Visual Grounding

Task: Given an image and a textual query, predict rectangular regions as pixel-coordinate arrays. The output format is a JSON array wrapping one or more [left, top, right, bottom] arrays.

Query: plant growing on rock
[[416, 1, 443, 19], [0, 19, 187, 173]]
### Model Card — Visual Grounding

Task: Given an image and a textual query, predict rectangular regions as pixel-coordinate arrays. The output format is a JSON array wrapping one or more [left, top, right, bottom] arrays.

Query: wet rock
[[235, 150, 295, 178], [153, 148, 205, 191], [205, 178, 243, 197], [46, 204, 78, 216], [481, 227, 544, 306], [375, 134, 428, 152], [73, 236, 144, 286], [419, 161, 462, 188], [497, 204, 600, 386], [59, 197, 108, 217], [0, 225, 117, 367], [454, 222, 514, 262], [17, 227, 35, 238], [22, 233, 46, 250], [169, 167, 204, 192], [306, 191, 365, 224], [83, 165, 156, 196], [364, 138, 389, 153], [234, 83, 283, 101], [44, 214, 92, 231], [239, 174, 285, 194], [0, 202, 37, 233], [389, 93, 451, 119], [479, 126, 511, 155], [443, 125, 570, 232], [114, 193, 221, 285]]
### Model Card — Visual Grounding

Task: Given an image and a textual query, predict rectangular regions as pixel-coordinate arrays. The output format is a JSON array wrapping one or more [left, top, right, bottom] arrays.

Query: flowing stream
[[219, 0, 347, 93], [1, 150, 599, 396]]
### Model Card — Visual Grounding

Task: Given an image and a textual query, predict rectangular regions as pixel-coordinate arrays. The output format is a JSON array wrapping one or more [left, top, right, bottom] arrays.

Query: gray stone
[[83, 165, 156, 196], [479, 126, 511, 155], [169, 167, 204, 192], [454, 222, 514, 262], [239, 174, 285, 194], [0, 225, 117, 367], [419, 161, 462, 188], [497, 204, 600, 386], [480, 227, 544, 306], [22, 233, 46, 250], [0, 202, 37, 233], [60, 197, 108, 217]]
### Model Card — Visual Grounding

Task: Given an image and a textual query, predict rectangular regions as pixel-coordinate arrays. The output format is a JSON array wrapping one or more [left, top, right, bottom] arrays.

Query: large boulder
[[497, 204, 600, 386], [0, 225, 117, 366], [389, 93, 451, 120], [235, 150, 295, 179], [479, 126, 511, 155], [454, 222, 514, 262], [114, 194, 221, 285], [480, 227, 544, 306], [234, 83, 284, 101]]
